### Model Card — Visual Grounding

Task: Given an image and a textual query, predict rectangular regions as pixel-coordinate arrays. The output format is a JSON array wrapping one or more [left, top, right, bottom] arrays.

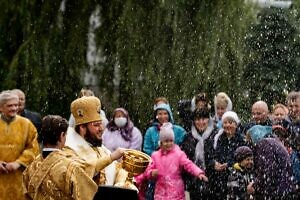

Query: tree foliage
[[242, 7, 300, 112], [0, 1, 299, 130]]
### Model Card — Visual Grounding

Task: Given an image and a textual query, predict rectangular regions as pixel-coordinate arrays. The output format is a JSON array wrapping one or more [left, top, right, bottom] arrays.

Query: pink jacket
[[136, 145, 205, 200]]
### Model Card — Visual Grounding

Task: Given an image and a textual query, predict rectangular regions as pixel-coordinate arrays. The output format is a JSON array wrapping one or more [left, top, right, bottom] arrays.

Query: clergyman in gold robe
[[65, 96, 129, 186], [0, 90, 40, 200], [23, 115, 124, 200]]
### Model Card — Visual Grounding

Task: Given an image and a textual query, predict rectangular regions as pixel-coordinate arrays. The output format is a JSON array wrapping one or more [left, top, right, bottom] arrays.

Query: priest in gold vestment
[[65, 96, 128, 186], [0, 91, 39, 200], [23, 115, 125, 200]]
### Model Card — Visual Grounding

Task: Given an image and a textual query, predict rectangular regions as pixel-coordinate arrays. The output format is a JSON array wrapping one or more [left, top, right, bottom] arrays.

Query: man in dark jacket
[[286, 91, 300, 151], [11, 89, 42, 134], [242, 101, 272, 136], [247, 125, 297, 200]]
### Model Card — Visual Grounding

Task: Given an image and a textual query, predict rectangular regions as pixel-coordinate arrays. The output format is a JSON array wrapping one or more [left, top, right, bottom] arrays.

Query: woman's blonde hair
[[215, 92, 229, 108], [272, 103, 288, 114]]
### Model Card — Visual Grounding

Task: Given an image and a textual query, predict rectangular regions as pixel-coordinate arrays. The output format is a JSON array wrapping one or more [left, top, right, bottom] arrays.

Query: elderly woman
[[102, 108, 143, 152], [181, 107, 217, 200], [206, 111, 245, 200]]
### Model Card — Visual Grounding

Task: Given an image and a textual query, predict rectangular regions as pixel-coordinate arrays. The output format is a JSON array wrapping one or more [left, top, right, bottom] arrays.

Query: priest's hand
[[0, 161, 8, 173], [5, 162, 21, 172], [110, 148, 125, 161]]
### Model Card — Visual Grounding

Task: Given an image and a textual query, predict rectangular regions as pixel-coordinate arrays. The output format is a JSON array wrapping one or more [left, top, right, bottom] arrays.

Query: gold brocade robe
[[23, 150, 98, 200], [0, 115, 40, 200], [65, 127, 128, 186]]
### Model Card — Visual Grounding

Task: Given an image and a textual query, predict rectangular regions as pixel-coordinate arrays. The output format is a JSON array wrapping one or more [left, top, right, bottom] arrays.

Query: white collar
[[42, 148, 60, 152]]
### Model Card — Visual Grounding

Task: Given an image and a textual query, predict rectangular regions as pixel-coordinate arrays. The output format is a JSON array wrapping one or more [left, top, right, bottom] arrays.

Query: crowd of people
[[0, 88, 299, 200]]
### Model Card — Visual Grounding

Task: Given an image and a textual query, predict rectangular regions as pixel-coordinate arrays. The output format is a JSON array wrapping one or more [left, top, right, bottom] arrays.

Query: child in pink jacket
[[136, 122, 208, 200]]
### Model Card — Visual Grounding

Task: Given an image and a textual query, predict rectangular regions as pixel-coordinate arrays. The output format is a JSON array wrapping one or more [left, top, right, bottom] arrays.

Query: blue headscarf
[[153, 103, 174, 124], [248, 125, 272, 145]]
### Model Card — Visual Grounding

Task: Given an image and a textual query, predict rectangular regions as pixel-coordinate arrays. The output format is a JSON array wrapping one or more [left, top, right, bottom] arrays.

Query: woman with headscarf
[[246, 125, 297, 200], [206, 111, 245, 200], [143, 103, 186, 156], [102, 108, 143, 152]]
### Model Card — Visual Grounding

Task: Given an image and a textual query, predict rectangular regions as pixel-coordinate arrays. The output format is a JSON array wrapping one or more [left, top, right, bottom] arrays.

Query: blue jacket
[[291, 150, 300, 185], [143, 104, 186, 156]]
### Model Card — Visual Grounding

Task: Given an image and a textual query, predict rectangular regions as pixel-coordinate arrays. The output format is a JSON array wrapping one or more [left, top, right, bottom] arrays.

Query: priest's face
[[0, 98, 19, 118], [85, 121, 104, 147]]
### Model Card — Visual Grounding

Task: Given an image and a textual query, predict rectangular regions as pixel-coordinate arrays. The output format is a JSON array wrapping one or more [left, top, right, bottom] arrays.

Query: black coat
[[205, 129, 246, 199], [21, 109, 42, 139], [180, 128, 217, 200], [227, 165, 254, 200]]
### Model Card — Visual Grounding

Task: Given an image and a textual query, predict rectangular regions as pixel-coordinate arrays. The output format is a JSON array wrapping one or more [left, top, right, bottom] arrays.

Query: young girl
[[136, 122, 208, 200]]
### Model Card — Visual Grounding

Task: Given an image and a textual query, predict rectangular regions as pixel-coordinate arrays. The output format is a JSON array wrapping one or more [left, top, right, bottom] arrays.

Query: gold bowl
[[122, 150, 151, 182]]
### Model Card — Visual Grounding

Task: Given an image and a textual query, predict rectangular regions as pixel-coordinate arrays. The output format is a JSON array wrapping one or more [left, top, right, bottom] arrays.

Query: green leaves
[[1, 1, 299, 128]]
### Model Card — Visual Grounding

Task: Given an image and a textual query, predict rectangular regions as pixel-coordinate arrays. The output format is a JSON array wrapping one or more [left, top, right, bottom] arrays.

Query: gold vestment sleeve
[[95, 155, 112, 172]]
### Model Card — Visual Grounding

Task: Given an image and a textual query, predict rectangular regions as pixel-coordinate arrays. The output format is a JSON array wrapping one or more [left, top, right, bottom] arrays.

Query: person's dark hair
[[272, 125, 289, 139], [192, 107, 210, 120], [195, 93, 208, 105], [41, 115, 68, 145]]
